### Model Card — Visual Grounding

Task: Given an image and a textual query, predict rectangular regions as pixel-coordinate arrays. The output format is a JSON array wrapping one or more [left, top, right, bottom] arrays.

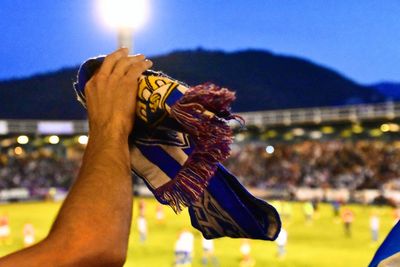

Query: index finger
[[98, 48, 129, 76], [125, 59, 153, 81]]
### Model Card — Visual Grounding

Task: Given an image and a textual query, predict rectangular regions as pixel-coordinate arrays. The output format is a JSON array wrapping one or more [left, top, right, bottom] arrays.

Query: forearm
[[49, 131, 133, 263], [0, 238, 57, 266], [0, 49, 150, 267], [0, 132, 133, 267]]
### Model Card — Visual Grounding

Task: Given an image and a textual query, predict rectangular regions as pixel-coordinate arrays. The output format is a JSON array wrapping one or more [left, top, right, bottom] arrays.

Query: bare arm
[[0, 48, 152, 267]]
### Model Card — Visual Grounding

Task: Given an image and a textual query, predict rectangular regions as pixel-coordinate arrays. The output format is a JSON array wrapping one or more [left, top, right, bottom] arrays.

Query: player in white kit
[[137, 215, 147, 244], [370, 214, 380, 242], [23, 223, 35, 247], [275, 228, 288, 258], [174, 230, 194, 267], [201, 237, 218, 266], [0, 213, 11, 245]]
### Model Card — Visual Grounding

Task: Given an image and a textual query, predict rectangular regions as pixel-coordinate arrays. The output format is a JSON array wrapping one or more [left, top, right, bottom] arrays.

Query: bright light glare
[[321, 126, 334, 134], [389, 123, 400, 132], [49, 135, 60, 145], [352, 124, 363, 134], [380, 124, 390, 132], [265, 145, 275, 154], [310, 131, 322, 139], [14, 146, 23, 155], [17, 135, 29, 145], [235, 133, 245, 142], [78, 135, 89, 145], [292, 128, 305, 136], [98, 0, 149, 30]]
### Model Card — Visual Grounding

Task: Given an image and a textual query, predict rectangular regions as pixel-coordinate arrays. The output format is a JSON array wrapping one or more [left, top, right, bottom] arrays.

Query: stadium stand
[[225, 140, 400, 190], [0, 102, 399, 204]]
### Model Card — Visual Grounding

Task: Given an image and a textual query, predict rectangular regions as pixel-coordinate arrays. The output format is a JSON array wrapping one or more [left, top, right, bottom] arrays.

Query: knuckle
[[120, 57, 132, 67], [132, 61, 147, 71], [122, 74, 138, 85], [121, 78, 133, 86], [104, 53, 118, 63], [138, 61, 151, 71], [128, 64, 139, 72], [118, 56, 129, 64], [85, 78, 96, 90], [109, 73, 120, 81], [139, 61, 148, 67], [95, 73, 108, 82]]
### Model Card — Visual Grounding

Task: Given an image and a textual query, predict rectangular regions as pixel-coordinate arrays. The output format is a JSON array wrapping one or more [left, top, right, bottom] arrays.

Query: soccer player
[[275, 228, 288, 258], [0, 48, 153, 266], [138, 199, 146, 217], [0, 213, 11, 245], [201, 237, 218, 266], [303, 201, 314, 224], [174, 229, 194, 267], [155, 204, 165, 225], [370, 213, 380, 242], [137, 214, 147, 244], [22, 223, 35, 247], [341, 207, 354, 238], [281, 201, 293, 221], [239, 239, 255, 267], [331, 200, 341, 218]]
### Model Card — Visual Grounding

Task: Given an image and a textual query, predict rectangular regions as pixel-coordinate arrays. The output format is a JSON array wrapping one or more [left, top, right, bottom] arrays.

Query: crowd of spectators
[[0, 148, 80, 191], [1, 139, 400, 192], [224, 140, 400, 191]]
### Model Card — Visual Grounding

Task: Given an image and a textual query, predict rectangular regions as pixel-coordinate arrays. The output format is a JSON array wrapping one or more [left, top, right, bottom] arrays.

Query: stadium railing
[[1, 102, 399, 135], [237, 101, 400, 127]]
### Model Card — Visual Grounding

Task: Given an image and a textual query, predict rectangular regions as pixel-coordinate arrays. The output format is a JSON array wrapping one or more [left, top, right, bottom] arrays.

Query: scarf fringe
[[154, 84, 243, 213]]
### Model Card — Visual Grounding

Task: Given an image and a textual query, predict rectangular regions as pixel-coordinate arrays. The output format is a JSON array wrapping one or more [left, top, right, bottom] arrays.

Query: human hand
[[84, 48, 153, 138]]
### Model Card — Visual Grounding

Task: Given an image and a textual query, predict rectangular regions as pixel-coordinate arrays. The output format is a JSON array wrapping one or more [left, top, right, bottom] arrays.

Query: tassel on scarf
[[154, 84, 243, 213]]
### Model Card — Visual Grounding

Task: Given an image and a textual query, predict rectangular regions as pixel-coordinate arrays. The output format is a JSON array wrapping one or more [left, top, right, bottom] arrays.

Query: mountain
[[0, 68, 83, 120], [0, 49, 387, 119], [152, 49, 385, 112], [373, 82, 400, 101]]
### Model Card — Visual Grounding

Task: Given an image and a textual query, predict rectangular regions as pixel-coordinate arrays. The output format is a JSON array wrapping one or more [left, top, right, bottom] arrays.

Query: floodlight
[[99, 0, 149, 30], [78, 135, 89, 145], [17, 135, 29, 145], [98, 0, 150, 50], [49, 135, 60, 145]]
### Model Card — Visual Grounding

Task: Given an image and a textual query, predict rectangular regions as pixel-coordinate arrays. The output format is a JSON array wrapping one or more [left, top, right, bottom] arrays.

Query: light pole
[[118, 27, 134, 51], [98, 0, 149, 52]]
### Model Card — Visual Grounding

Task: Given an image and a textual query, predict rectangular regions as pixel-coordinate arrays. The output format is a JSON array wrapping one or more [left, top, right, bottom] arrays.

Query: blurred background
[[0, 1, 399, 266]]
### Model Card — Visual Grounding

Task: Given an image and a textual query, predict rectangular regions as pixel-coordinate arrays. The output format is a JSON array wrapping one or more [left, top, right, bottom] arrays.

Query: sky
[[0, 0, 399, 84]]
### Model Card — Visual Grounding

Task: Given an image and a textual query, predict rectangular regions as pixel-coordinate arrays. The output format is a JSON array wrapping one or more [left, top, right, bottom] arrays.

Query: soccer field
[[0, 199, 395, 267]]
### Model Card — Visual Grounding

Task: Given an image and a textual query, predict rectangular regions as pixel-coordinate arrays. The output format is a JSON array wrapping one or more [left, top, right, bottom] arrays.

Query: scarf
[[74, 56, 281, 241]]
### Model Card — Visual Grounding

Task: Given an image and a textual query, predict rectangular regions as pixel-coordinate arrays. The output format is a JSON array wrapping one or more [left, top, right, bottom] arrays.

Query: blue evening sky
[[0, 0, 399, 84]]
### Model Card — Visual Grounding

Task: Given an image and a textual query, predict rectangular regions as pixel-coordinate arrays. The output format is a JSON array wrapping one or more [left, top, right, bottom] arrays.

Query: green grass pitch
[[0, 199, 395, 266]]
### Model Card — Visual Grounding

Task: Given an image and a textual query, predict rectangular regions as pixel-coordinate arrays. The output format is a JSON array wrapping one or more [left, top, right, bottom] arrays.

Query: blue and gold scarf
[[75, 56, 281, 241]]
